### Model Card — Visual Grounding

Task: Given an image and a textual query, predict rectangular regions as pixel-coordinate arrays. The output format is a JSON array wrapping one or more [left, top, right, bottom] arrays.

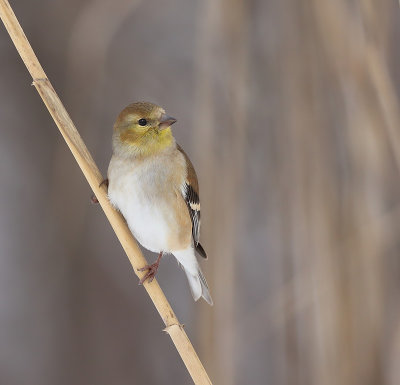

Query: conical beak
[[159, 113, 177, 130]]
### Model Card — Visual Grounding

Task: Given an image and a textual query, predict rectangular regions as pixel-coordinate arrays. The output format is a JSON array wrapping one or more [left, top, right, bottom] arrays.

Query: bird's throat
[[120, 127, 174, 157]]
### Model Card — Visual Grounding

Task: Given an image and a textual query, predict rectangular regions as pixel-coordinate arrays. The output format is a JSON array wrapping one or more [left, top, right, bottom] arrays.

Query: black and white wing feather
[[177, 144, 207, 259], [182, 182, 201, 245]]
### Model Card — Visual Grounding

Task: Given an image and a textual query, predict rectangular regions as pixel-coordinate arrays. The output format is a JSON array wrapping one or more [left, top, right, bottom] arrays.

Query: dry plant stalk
[[0, 1, 212, 384]]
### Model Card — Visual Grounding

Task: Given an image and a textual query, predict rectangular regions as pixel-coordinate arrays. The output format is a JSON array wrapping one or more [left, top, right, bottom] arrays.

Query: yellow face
[[113, 102, 177, 156]]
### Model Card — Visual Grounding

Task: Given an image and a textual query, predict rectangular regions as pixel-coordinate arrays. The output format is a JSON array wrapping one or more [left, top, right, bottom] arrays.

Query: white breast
[[107, 153, 184, 253]]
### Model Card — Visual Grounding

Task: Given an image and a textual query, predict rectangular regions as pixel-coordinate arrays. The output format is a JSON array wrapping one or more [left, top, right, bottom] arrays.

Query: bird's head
[[112, 102, 177, 157]]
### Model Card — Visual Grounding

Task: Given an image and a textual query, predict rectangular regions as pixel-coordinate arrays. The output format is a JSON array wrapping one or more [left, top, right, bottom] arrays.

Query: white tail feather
[[184, 268, 213, 305], [173, 249, 213, 306]]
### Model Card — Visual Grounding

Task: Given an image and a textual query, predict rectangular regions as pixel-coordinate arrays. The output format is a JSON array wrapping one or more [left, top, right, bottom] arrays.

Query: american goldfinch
[[106, 102, 213, 305]]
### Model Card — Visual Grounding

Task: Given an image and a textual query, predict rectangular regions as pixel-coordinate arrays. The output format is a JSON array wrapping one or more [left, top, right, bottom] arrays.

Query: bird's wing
[[177, 144, 202, 249]]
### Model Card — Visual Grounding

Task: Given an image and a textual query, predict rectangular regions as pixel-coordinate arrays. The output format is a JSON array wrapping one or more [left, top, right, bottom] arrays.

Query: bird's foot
[[90, 178, 109, 204], [138, 252, 163, 284], [99, 179, 109, 188]]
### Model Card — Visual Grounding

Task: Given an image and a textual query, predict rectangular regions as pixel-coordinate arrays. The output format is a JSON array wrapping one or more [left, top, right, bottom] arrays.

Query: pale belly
[[107, 155, 192, 253], [115, 194, 171, 253]]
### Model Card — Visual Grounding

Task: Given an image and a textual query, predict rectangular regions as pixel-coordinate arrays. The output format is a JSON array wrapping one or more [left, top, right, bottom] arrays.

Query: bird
[[105, 102, 213, 305]]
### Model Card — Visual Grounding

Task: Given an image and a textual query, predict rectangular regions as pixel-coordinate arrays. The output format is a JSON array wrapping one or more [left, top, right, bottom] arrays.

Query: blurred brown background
[[1, 0, 400, 384]]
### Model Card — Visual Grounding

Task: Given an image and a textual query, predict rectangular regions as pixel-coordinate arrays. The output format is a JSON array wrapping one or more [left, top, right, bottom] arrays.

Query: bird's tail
[[173, 249, 213, 306], [184, 266, 213, 306]]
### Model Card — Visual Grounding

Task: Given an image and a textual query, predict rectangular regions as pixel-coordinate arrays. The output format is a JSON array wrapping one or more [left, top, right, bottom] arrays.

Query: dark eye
[[138, 118, 147, 126]]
